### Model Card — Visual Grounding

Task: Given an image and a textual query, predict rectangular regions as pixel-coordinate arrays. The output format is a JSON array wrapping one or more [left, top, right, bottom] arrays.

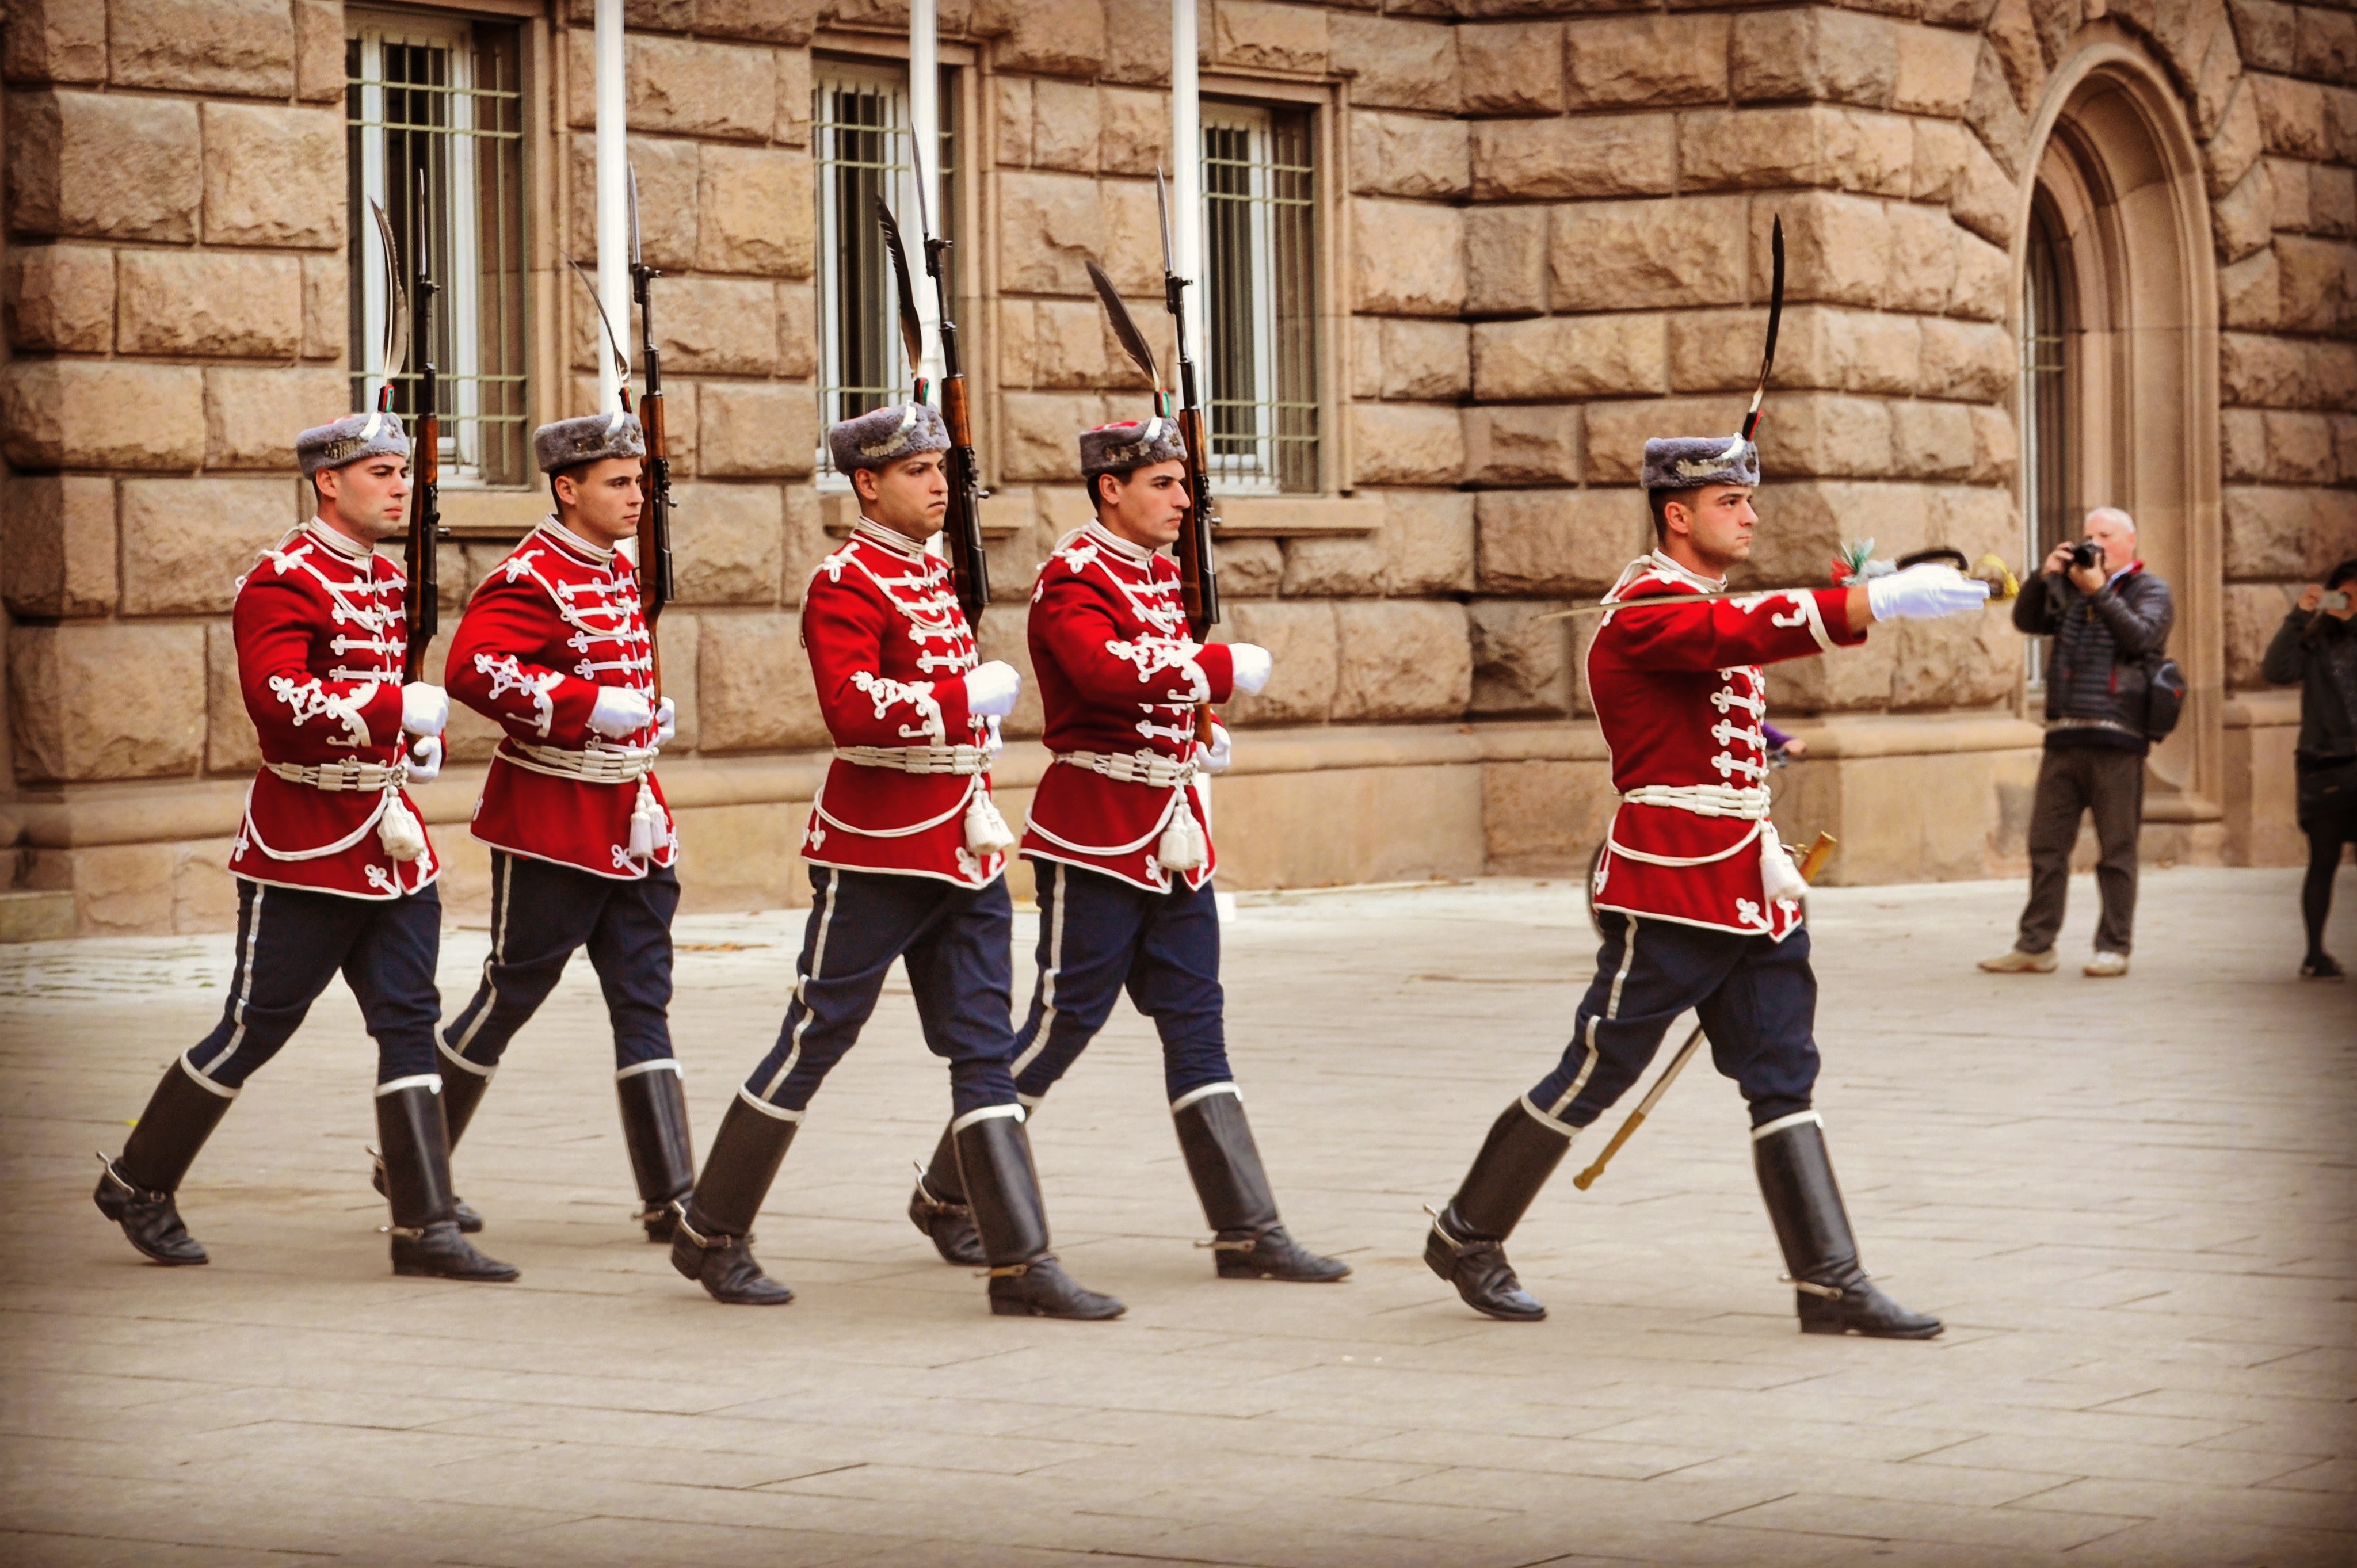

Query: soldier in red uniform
[[1423, 433, 1988, 1335], [411, 411, 691, 1243], [668, 402, 1122, 1320], [93, 412, 514, 1284], [903, 419, 1348, 1285]]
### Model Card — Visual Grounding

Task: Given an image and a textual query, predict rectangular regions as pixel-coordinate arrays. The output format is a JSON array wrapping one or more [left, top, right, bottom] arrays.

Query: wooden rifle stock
[[404, 407, 438, 684], [939, 371, 989, 624]]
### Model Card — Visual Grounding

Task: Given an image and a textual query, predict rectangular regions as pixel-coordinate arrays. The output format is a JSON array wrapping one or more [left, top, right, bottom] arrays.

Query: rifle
[[1572, 833, 1836, 1191], [1155, 167, 1219, 641], [882, 157, 989, 623], [628, 163, 674, 697], [401, 170, 440, 685]]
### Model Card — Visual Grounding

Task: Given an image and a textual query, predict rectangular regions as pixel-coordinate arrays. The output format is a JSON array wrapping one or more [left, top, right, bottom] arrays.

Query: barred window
[[1203, 101, 1317, 494], [2021, 198, 2073, 686], [346, 9, 528, 486], [813, 59, 957, 485]]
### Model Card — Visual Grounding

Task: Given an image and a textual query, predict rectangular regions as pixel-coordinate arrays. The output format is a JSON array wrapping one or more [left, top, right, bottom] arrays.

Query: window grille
[[2020, 200, 2072, 686], [346, 10, 528, 486], [813, 61, 956, 486], [1203, 102, 1317, 494]]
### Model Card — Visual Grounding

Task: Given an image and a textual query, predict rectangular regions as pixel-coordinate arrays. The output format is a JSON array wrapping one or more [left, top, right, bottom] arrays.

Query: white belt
[[1621, 783, 1770, 820], [834, 743, 990, 776], [1057, 750, 1197, 789], [265, 758, 407, 793], [503, 739, 659, 784]]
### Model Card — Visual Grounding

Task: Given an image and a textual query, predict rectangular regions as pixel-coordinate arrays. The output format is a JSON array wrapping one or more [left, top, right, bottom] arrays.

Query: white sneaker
[[2084, 951, 2130, 977], [1979, 948, 2058, 973]]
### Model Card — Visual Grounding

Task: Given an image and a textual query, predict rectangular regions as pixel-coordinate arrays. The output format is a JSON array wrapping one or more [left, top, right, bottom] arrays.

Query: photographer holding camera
[[1982, 508, 2175, 978], [2263, 559, 2357, 981]]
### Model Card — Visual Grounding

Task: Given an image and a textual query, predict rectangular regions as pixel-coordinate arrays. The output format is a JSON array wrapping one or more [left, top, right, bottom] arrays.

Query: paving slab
[[2, 865, 2351, 1564]]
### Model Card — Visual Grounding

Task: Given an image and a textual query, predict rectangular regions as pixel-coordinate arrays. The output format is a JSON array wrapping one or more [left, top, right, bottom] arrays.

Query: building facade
[[3, 0, 2351, 937]]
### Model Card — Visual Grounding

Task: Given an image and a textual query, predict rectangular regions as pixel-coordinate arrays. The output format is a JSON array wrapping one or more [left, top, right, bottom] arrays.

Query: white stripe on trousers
[[1549, 913, 1640, 1120], [760, 869, 838, 1102], [197, 883, 268, 1081], [1009, 861, 1067, 1083], [447, 853, 514, 1057]]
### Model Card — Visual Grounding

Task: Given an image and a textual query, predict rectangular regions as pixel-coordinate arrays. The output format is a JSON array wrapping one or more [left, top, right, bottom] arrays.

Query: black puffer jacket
[[2262, 609, 2357, 762], [2013, 564, 2174, 749]]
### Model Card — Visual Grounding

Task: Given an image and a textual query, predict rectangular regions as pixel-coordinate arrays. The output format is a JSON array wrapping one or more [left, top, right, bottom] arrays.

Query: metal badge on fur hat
[[296, 412, 413, 479], [1641, 435, 1761, 492], [827, 401, 949, 475], [534, 411, 647, 474], [1079, 417, 1187, 480]]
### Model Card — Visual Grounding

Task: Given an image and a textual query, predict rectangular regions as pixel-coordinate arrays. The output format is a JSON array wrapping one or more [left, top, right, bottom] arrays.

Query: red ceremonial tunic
[[226, 520, 438, 900], [1022, 522, 1237, 894], [800, 520, 1002, 887], [1588, 551, 1864, 940], [446, 520, 676, 881]]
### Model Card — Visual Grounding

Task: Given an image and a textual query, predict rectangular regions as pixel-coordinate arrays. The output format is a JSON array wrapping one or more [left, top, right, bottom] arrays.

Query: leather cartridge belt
[[1057, 749, 1197, 788], [265, 757, 407, 792], [505, 738, 659, 784], [834, 743, 990, 776], [1621, 783, 1770, 820]]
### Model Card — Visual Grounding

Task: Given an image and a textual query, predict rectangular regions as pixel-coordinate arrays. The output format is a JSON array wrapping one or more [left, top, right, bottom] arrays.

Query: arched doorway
[[2016, 35, 2223, 826]]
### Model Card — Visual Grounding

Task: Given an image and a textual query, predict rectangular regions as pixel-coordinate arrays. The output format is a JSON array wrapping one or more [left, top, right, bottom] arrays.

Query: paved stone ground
[[2, 865, 2351, 1568]]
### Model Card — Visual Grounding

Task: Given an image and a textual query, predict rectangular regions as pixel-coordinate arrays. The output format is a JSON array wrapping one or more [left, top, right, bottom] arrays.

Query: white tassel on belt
[[1157, 797, 1208, 872], [963, 788, 1016, 856]]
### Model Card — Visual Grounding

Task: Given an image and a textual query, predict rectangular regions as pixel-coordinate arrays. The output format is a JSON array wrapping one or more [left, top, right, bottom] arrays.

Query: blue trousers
[[1010, 859, 1231, 1105], [738, 867, 1020, 1119], [183, 878, 443, 1089], [1527, 911, 1820, 1131], [442, 853, 678, 1074]]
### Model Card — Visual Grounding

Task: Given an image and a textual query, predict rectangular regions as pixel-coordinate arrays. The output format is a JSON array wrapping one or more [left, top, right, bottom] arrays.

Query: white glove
[[401, 681, 448, 737], [654, 696, 677, 746], [1227, 642, 1273, 696], [588, 686, 654, 738], [405, 734, 444, 784], [963, 661, 1021, 719], [1866, 563, 1992, 622], [1200, 720, 1233, 776]]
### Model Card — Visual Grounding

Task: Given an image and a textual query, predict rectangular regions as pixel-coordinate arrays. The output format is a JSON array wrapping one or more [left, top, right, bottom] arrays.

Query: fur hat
[[535, 411, 646, 475], [1079, 417, 1187, 483], [1641, 434, 1760, 492], [827, 402, 949, 475], [295, 411, 412, 480]]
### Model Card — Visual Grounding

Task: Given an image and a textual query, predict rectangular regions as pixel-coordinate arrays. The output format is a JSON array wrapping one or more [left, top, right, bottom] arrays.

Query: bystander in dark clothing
[[2263, 560, 2357, 980], [2008, 558, 2174, 962]]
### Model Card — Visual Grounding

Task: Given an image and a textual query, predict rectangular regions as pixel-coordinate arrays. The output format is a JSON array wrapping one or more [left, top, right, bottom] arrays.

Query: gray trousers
[[2017, 744, 2145, 956]]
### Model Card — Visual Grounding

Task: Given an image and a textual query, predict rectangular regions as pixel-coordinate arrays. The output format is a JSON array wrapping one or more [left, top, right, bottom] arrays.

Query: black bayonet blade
[[562, 250, 632, 399], [367, 197, 409, 396], [1087, 259, 1162, 395], [876, 197, 926, 379], [1743, 215, 1784, 441]]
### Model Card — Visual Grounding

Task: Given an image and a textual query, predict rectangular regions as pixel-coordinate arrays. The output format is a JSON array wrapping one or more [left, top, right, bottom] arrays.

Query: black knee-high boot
[[617, 1065, 695, 1242], [956, 1110, 1123, 1320], [1172, 1088, 1348, 1282], [1753, 1115, 1942, 1339], [376, 1082, 518, 1282], [94, 1060, 236, 1265], [908, 1122, 985, 1265], [372, 1058, 487, 1232], [669, 1094, 796, 1306], [1424, 1098, 1572, 1321]]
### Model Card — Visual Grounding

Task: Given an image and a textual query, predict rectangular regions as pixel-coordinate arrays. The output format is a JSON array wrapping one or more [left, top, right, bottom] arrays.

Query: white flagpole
[[595, 0, 629, 412], [1170, 0, 1204, 375], [909, 0, 943, 392]]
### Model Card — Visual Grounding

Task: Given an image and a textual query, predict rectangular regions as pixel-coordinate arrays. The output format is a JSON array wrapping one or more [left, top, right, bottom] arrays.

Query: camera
[[2326, 590, 2352, 612], [2067, 541, 2102, 571]]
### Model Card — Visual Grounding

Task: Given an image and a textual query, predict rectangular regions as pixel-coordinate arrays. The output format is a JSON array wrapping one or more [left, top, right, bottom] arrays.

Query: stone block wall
[[4, 0, 2350, 932], [4, 0, 341, 812], [2218, 0, 2357, 689]]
